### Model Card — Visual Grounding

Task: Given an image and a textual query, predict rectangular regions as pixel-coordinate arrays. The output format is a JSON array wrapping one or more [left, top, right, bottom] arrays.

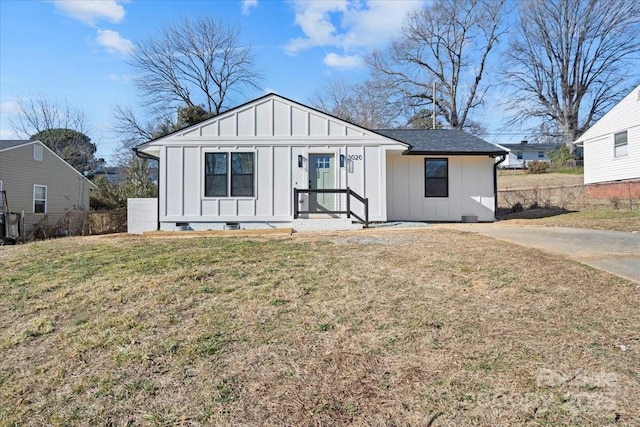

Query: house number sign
[[346, 154, 363, 161]]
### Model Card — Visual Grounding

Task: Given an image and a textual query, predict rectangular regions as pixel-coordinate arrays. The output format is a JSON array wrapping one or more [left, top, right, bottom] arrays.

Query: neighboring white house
[[499, 141, 563, 168], [132, 94, 506, 232], [573, 84, 640, 199]]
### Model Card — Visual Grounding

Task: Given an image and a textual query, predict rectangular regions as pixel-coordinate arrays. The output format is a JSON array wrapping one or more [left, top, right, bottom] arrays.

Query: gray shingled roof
[[0, 140, 29, 150], [374, 129, 507, 155]]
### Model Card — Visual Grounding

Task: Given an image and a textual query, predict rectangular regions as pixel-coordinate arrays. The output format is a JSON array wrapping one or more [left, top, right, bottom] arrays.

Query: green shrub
[[526, 161, 549, 174]]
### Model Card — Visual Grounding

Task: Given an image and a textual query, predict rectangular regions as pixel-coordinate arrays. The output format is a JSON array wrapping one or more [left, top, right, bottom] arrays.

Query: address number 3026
[[346, 154, 363, 161]]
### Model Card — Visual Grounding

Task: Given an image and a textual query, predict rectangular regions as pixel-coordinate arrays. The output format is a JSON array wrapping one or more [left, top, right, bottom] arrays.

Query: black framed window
[[425, 158, 448, 198], [204, 153, 228, 197], [231, 153, 254, 196], [204, 152, 255, 197]]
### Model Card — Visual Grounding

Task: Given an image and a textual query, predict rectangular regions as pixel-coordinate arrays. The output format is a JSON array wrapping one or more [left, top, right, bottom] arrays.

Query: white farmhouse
[[132, 94, 506, 233], [573, 84, 640, 200]]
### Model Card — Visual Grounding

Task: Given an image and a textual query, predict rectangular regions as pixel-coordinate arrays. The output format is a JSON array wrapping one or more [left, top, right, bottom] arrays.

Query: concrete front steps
[[292, 218, 364, 232]]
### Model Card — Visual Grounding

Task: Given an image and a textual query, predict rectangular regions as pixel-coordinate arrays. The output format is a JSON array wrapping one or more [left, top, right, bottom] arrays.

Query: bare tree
[[310, 78, 407, 129], [505, 0, 640, 148], [128, 16, 263, 116], [9, 96, 87, 138], [368, 0, 506, 133]]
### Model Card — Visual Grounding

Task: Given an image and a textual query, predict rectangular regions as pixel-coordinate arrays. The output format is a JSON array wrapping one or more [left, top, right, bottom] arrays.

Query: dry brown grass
[[498, 170, 584, 190], [1, 230, 639, 426], [499, 209, 640, 232]]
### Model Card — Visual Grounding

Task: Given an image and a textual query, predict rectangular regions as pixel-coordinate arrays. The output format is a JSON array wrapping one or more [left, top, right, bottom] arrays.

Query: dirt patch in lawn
[[1, 230, 639, 425]]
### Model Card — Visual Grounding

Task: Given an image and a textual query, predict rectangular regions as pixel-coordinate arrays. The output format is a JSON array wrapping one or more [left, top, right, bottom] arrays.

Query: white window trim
[[202, 150, 257, 199], [33, 184, 47, 213], [613, 130, 628, 158], [33, 144, 43, 161]]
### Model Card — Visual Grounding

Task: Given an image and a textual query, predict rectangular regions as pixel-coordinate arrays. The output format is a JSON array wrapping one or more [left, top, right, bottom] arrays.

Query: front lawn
[[1, 230, 638, 425]]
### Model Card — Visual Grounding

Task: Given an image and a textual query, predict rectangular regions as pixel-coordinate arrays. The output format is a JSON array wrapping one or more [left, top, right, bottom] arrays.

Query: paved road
[[435, 224, 640, 284]]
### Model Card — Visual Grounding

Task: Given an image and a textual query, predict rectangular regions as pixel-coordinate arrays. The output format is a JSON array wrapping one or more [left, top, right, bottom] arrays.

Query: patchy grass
[[1, 231, 639, 425], [500, 209, 640, 232]]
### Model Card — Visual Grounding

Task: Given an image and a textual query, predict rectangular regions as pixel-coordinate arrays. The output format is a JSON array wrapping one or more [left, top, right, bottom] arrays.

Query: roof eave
[[403, 150, 508, 156]]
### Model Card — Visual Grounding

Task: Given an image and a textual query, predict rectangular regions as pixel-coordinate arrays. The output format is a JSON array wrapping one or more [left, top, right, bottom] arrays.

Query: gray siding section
[[0, 142, 95, 214]]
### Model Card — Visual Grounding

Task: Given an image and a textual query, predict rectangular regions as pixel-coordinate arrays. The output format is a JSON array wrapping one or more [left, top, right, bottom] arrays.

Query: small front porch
[[292, 187, 369, 232]]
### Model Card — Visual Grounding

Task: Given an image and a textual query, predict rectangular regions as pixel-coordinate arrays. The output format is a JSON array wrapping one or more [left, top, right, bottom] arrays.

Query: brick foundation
[[585, 179, 640, 200]]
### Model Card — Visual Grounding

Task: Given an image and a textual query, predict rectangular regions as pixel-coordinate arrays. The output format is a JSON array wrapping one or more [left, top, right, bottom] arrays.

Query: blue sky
[[1, 0, 516, 164]]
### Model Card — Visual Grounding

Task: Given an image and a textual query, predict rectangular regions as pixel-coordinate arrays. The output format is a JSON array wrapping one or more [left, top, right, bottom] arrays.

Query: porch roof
[[374, 129, 507, 156]]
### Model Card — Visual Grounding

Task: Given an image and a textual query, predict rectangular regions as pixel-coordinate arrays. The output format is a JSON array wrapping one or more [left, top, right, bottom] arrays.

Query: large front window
[[204, 152, 254, 197], [425, 158, 448, 198]]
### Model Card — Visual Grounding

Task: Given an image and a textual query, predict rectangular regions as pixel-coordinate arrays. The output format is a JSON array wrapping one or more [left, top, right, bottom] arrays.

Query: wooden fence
[[20, 209, 127, 241]]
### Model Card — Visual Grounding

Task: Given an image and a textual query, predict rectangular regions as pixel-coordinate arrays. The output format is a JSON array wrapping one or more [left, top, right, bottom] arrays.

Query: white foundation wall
[[127, 198, 158, 234], [386, 153, 496, 222]]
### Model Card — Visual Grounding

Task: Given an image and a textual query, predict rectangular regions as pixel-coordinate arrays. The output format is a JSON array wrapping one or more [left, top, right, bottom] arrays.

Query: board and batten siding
[[0, 142, 95, 214], [578, 85, 640, 185], [386, 152, 496, 222], [151, 96, 405, 225]]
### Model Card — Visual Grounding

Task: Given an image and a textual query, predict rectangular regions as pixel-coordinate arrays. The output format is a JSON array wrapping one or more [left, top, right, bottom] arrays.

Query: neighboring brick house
[[573, 85, 640, 200]]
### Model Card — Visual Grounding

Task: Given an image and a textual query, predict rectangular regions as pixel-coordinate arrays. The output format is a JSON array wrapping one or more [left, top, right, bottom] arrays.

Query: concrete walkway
[[435, 223, 640, 284]]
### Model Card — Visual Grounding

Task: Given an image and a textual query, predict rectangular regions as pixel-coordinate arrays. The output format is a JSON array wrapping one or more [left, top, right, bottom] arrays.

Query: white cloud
[[286, 0, 425, 57], [323, 53, 363, 70], [242, 0, 258, 15], [97, 29, 133, 55], [108, 73, 133, 82], [0, 100, 19, 115], [54, 0, 126, 26], [0, 129, 19, 139]]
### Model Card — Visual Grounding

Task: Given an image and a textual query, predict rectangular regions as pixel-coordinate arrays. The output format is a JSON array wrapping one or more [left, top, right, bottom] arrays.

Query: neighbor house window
[[204, 152, 254, 197], [34, 185, 47, 213], [538, 151, 545, 158], [614, 131, 628, 158], [516, 152, 523, 160], [33, 144, 42, 161], [425, 158, 448, 197]]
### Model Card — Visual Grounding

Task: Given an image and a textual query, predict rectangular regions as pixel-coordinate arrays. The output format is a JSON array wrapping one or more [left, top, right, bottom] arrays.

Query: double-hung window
[[424, 158, 448, 198], [34, 185, 47, 213], [204, 152, 255, 197], [614, 131, 628, 158]]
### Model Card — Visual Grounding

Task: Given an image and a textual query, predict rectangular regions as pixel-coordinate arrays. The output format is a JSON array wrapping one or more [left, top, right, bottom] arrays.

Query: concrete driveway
[[435, 223, 640, 284]]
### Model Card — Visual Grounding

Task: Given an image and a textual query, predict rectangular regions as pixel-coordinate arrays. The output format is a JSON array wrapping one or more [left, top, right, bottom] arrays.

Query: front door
[[309, 153, 335, 212]]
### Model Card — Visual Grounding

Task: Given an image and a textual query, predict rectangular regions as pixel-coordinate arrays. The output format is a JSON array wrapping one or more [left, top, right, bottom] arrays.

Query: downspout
[[493, 154, 507, 220], [133, 147, 160, 232]]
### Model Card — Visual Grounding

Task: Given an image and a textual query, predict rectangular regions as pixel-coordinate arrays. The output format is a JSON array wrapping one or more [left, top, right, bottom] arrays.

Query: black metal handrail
[[293, 187, 369, 227]]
